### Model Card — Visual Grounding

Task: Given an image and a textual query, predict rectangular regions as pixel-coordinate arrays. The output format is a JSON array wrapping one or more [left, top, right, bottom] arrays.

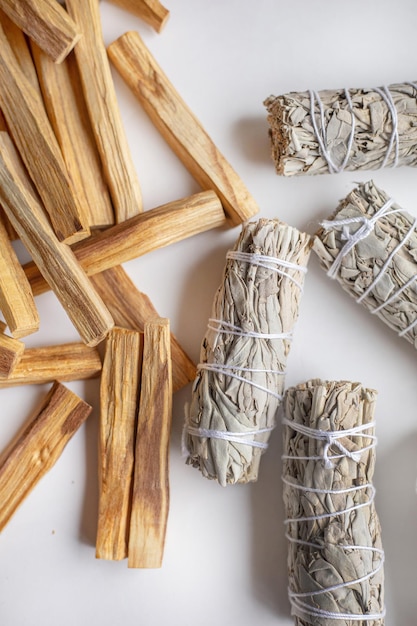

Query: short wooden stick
[[128, 317, 172, 568], [25, 190, 227, 296], [66, 0, 142, 223], [0, 132, 114, 346], [0, 22, 89, 244], [0, 0, 81, 64], [0, 342, 102, 388], [0, 331, 24, 378], [0, 217, 39, 338], [91, 266, 196, 392], [106, 0, 169, 33], [96, 327, 143, 561], [107, 31, 259, 226], [0, 381, 91, 533]]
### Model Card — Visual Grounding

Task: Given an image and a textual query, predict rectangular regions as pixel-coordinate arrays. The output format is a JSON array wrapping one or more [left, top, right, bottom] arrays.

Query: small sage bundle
[[264, 81, 417, 176], [183, 218, 311, 486], [283, 379, 385, 625], [314, 180, 417, 348]]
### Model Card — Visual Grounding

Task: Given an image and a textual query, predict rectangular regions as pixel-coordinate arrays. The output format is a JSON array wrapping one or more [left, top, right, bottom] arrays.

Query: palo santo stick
[[0, 133, 114, 347], [0, 382, 91, 533], [106, 0, 169, 33], [108, 31, 259, 226], [0, 217, 39, 338], [0, 0, 80, 64], [66, 0, 142, 223], [128, 318, 172, 568], [96, 327, 143, 561], [25, 190, 227, 296], [0, 332, 24, 378], [31, 44, 114, 229], [91, 266, 196, 392], [0, 342, 101, 388], [0, 22, 89, 244]]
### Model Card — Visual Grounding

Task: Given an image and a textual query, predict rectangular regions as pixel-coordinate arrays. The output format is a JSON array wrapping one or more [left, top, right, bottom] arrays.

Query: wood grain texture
[[25, 190, 227, 295], [0, 342, 102, 388], [0, 22, 89, 244], [128, 317, 172, 568], [66, 0, 142, 223], [0, 133, 114, 346], [107, 31, 259, 226], [91, 266, 196, 392], [96, 327, 143, 561], [106, 0, 169, 33], [0, 382, 91, 533], [31, 44, 114, 229], [0, 332, 24, 378], [0, 217, 39, 338]]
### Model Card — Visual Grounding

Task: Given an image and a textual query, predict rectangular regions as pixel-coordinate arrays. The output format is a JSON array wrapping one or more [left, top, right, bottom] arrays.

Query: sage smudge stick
[[283, 379, 385, 625], [314, 180, 417, 348], [264, 81, 417, 176], [184, 218, 311, 486]]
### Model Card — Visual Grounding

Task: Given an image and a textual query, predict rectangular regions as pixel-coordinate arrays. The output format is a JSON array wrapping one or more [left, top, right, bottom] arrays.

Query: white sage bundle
[[314, 180, 417, 348], [283, 379, 385, 625], [183, 218, 311, 486], [264, 81, 417, 176]]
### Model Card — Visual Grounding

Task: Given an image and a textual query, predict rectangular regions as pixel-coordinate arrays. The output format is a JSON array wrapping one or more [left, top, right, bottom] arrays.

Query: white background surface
[[1, 1, 417, 624]]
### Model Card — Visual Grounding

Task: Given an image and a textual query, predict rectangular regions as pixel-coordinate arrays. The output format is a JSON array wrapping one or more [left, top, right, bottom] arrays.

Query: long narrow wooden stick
[[128, 317, 172, 568], [0, 0, 81, 64], [96, 327, 143, 561], [0, 342, 102, 388], [0, 217, 39, 338], [0, 382, 91, 533], [25, 190, 227, 296], [66, 0, 142, 223], [91, 266, 196, 392], [0, 332, 24, 378], [0, 22, 89, 244], [31, 44, 114, 229], [107, 31, 259, 226], [106, 0, 169, 33], [0, 132, 114, 347]]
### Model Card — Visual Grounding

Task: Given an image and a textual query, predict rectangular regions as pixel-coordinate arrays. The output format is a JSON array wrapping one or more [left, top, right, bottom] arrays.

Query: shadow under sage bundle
[[264, 81, 417, 176], [183, 218, 311, 486], [283, 379, 385, 625], [314, 180, 417, 348]]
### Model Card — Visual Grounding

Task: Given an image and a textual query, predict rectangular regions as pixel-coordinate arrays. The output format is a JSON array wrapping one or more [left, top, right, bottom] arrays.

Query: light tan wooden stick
[[96, 327, 143, 561], [0, 381, 91, 533], [91, 266, 196, 392], [0, 217, 39, 338], [128, 317, 172, 568], [106, 0, 169, 33], [0, 132, 114, 347], [66, 0, 142, 223], [25, 190, 227, 296], [0, 22, 89, 244], [0, 0, 81, 64], [107, 31, 259, 226], [0, 342, 101, 388], [0, 331, 24, 378], [31, 44, 114, 229]]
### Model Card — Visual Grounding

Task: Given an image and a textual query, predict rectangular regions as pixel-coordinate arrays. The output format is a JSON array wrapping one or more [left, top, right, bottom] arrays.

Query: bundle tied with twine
[[183, 218, 311, 486], [264, 81, 417, 176], [314, 180, 417, 348], [283, 379, 385, 625]]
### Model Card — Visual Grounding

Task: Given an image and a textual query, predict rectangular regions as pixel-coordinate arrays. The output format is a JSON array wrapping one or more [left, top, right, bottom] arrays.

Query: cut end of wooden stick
[[0, 332, 24, 378]]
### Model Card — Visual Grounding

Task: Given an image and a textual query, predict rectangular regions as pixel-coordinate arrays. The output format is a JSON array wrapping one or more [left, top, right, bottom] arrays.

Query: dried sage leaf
[[283, 379, 385, 625], [313, 180, 417, 348], [183, 218, 311, 486], [264, 82, 417, 176]]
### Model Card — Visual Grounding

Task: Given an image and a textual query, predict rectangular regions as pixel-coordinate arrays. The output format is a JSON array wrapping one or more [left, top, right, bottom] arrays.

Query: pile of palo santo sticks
[[0, 0, 258, 568]]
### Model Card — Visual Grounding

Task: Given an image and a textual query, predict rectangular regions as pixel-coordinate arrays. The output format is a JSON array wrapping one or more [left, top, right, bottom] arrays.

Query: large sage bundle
[[314, 180, 417, 348], [283, 379, 385, 625], [183, 218, 311, 486], [264, 81, 417, 176]]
